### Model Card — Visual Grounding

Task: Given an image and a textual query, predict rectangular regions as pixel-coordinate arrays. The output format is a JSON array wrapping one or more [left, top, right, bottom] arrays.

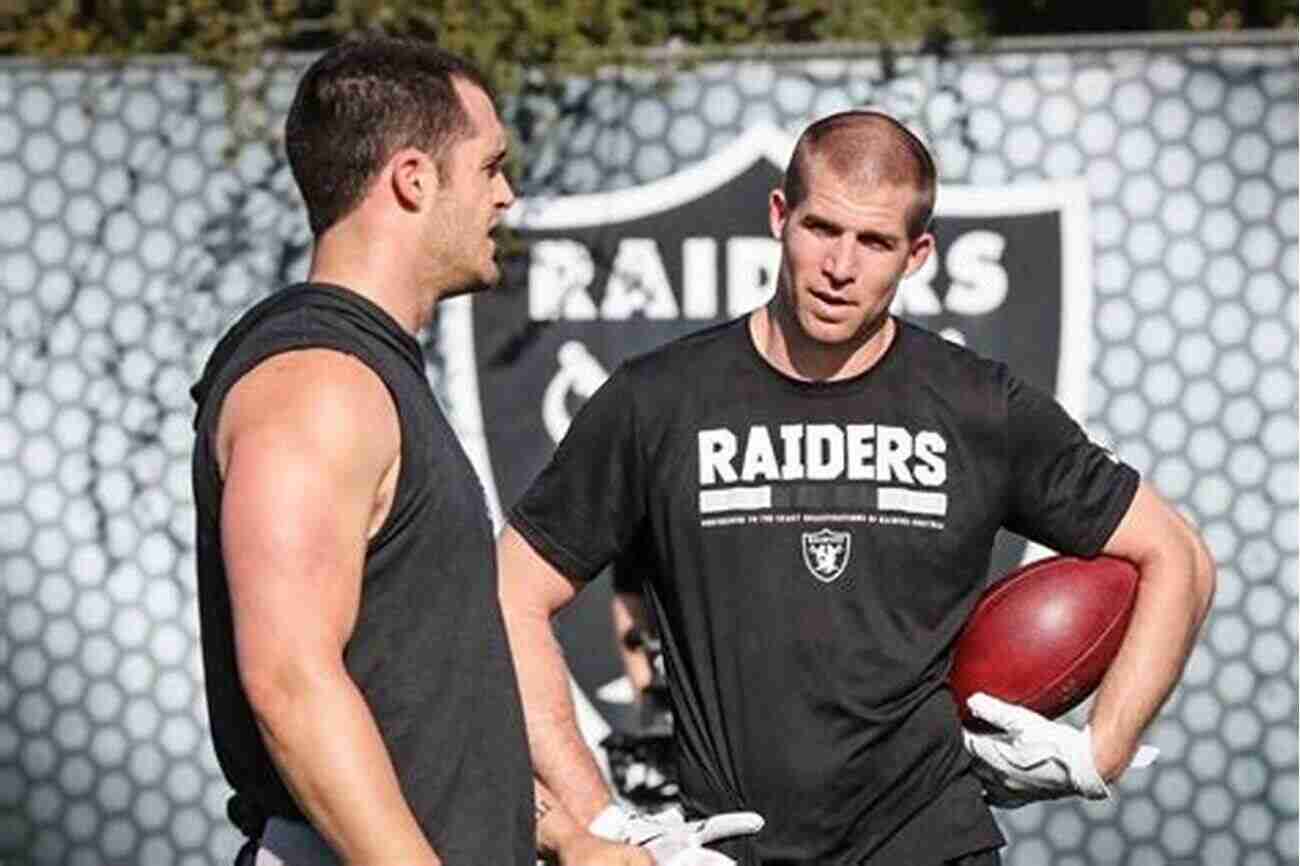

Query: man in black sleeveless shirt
[[191, 37, 651, 866], [498, 111, 1216, 864]]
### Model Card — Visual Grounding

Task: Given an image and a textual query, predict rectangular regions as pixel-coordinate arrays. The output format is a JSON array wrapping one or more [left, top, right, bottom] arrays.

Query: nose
[[822, 236, 857, 285], [497, 172, 516, 210]]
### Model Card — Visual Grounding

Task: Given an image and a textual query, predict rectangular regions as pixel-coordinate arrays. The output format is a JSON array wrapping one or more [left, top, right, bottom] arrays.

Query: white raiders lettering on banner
[[526, 228, 1012, 328]]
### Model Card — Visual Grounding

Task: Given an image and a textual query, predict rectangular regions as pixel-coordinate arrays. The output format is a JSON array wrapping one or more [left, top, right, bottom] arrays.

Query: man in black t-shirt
[[498, 110, 1216, 865]]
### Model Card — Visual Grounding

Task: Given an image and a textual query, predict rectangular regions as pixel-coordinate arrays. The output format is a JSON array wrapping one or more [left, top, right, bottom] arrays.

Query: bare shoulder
[[218, 350, 403, 662], [218, 348, 400, 481]]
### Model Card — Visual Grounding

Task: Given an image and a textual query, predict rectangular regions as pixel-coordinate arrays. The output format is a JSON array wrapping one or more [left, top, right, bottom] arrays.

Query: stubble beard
[[428, 235, 501, 303], [774, 278, 897, 379]]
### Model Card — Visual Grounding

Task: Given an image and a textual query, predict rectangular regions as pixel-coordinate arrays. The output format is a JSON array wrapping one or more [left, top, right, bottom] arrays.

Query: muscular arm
[[498, 526, 614, 827], [220, 349, 439, 865], [1088, 481, 1216, 780]]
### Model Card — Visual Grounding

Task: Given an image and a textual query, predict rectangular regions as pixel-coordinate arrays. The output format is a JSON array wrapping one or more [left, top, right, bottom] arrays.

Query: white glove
[[589, 804, 764, 866], [961, 693, 1159, 809]]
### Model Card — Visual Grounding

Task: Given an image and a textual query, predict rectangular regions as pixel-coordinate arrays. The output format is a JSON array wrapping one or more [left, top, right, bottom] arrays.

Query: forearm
[[502, 603, 613, 826], [250, 663, 440, 865], [1089, 534, 1215, 779]]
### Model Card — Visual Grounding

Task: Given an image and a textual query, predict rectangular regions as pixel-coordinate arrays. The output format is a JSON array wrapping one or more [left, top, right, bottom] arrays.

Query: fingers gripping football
[[962, 693, 1111, 808]]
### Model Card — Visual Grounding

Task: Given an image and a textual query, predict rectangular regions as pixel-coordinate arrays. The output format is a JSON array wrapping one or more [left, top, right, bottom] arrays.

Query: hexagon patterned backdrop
[[0, 33, 1296, 866]]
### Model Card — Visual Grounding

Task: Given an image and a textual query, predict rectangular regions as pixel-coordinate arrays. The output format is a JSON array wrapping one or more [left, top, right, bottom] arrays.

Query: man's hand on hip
[[589, 804, 765, 865]]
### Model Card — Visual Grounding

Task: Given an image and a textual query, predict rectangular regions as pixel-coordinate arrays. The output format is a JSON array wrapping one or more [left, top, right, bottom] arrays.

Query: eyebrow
[[802, 212, 900, 246], [802, 213, 840, 232]]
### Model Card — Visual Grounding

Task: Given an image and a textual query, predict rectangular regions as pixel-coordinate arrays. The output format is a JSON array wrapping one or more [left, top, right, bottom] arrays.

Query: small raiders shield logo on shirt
[[802, 528, 852, 583]]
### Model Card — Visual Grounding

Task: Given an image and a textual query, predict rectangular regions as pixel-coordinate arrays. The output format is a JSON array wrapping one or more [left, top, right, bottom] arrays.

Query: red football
[[949, 554, 1139, 728]]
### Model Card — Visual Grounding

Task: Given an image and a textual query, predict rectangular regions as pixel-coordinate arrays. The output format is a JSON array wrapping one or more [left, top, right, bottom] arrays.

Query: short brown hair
[[285, 36, 495, 236], [783, 110, 937, 239]]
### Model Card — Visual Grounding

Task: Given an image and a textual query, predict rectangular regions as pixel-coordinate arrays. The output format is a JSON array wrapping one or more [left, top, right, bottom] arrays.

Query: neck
[[307, 220, 441, 335], [752, 301, 896, 382]]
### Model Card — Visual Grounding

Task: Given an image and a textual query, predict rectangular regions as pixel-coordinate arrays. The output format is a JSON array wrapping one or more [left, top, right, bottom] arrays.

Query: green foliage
[[7, 0, 1291, 155], [0, 0, 987, 84], [1146, 0, 1298, 29], [0, 0, 992, 153], [3, 1, 1294, 80]]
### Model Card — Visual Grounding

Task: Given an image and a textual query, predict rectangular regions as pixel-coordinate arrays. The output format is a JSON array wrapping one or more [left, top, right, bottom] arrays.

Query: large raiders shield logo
[[438, 125, 1092, 739]]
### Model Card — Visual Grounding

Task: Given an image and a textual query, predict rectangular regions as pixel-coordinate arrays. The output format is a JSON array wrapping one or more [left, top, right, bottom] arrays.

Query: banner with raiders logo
[[439, 124, 1091, 735]]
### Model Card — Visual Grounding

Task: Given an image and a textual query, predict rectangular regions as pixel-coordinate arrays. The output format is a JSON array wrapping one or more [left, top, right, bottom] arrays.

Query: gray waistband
[[258, 816, 341, 866]]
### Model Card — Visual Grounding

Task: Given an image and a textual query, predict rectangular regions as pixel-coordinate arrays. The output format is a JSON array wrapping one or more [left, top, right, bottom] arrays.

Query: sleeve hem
[[508, 508, 602, 585], [1078, 466, 1141, 557]]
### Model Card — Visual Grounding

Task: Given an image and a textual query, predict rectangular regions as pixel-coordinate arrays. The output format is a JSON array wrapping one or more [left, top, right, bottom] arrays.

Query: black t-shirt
[[512, 316, 1138, 865], [192, 284, 535, 865]]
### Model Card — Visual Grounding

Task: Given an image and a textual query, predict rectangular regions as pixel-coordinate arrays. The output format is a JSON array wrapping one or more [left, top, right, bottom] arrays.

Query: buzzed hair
[[285, 36, 495, 237], [783, 110, 937, 239]]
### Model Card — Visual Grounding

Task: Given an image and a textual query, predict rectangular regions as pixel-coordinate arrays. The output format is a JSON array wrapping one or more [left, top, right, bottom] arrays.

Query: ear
[[902, 231, 935, 279], [389, 147, 437, 212], [769, 188, 790, 240]]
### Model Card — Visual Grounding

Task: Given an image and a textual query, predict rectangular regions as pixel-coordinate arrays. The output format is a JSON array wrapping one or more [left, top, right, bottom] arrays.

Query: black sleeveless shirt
[[191, 283, 534, 865]]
